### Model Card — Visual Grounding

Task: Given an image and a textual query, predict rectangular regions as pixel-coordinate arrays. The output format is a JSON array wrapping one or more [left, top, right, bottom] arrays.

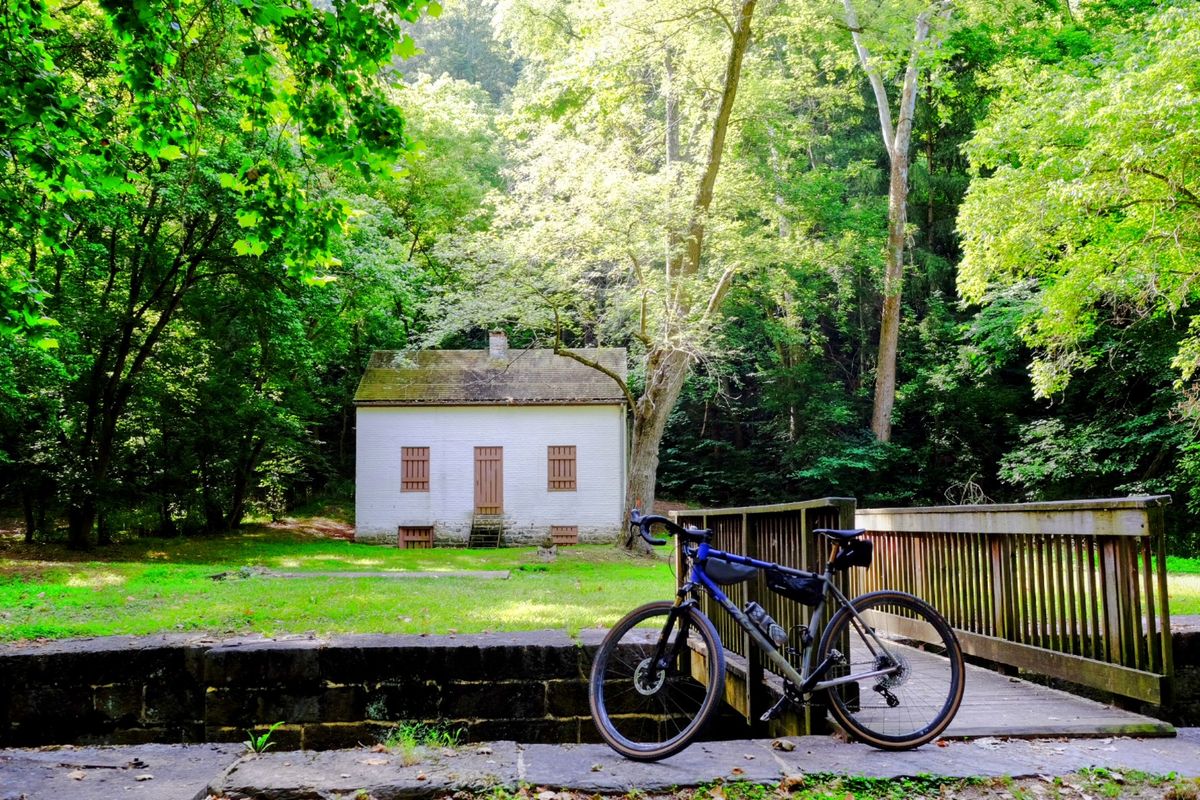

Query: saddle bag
[[831, 538, 874, 570], [765, 569, 825, 606]]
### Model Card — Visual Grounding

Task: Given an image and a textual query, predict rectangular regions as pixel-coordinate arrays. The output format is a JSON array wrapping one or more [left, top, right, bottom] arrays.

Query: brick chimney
[[489, 330, 508, 359]]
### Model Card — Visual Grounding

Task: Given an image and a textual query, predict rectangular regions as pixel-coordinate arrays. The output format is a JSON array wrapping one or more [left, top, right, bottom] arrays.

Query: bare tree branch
[[842, 0, 896, 159]]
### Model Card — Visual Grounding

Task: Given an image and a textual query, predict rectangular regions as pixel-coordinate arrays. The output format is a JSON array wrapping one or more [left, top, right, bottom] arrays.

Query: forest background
[[2, 0, 1198, 553]]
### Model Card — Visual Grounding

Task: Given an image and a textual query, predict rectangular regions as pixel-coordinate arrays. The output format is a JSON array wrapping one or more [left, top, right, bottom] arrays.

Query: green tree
[[0, 0, 434, 547], [431, 0, 760, 545], [958, 3, 1200, 399]]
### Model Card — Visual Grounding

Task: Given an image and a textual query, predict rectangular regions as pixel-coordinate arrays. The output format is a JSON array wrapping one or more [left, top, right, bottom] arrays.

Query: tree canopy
[[3, 0, 1199, 554]]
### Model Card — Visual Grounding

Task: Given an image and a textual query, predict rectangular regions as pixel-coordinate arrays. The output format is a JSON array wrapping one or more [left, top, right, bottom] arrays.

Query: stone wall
[[0, 631, 612, 750]]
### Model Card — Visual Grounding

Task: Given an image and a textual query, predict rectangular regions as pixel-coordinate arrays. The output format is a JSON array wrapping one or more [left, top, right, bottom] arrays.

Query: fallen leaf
[[69, 770, 86, 781], [590, 764, 603, 772], [135, 774, 154, 781], [936, 739, 949, 747], [778, 774, 805, 793], [730, 767, 745, 776], [361, 758, 388, 766], [771, 739, 796, 752], [371, 744, 389, 753], [416, 773, 428, 781]]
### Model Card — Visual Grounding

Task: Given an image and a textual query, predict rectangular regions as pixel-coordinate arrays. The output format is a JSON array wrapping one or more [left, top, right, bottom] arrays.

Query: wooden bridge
[[673, 496, 1176, 739]]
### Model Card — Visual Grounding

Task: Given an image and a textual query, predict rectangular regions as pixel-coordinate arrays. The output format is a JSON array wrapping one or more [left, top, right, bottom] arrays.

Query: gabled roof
[[354, 348, 628, 406]]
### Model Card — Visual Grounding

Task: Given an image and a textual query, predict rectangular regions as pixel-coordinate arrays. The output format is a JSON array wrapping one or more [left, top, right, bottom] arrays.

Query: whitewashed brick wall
[[355, 404, 627, 544]]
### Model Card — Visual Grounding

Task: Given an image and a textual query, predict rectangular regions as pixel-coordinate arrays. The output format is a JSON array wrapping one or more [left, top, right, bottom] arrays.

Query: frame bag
[[766, 569, 825, 606]]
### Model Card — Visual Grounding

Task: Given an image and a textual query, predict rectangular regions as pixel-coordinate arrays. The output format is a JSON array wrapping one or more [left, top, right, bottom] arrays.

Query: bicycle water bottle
[[744, 601, 788, 648]]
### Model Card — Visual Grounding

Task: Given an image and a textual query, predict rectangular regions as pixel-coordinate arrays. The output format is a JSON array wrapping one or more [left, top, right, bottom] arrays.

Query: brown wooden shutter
[[547, 446, 577, 491], [401, 447, 430, 492], [398, 526, 434, 549]]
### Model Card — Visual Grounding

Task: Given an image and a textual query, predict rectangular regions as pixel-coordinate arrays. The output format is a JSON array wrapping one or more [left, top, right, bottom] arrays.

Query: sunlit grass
[[1169, 573, 1200, 615], [0, 529, 674, 641], [2, 525, 1196, 642], [64, 572, 127, 588]]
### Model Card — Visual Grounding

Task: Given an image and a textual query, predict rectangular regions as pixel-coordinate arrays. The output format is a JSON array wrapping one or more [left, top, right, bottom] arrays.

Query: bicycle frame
[[673, 540, 901, 695]]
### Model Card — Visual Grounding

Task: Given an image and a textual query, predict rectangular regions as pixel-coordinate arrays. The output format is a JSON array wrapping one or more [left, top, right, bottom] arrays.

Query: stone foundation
[[0, 631, 623, 750], [355, 523, 618, 546]]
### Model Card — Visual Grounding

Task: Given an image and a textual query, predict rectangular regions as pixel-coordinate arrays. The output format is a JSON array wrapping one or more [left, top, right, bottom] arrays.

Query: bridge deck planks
[[940, 656, 1175, 739]]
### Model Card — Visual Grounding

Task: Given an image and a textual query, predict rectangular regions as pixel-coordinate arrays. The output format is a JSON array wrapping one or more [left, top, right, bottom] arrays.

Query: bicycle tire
[[817, 590, 964, 750], [589, 600, 725, 761]]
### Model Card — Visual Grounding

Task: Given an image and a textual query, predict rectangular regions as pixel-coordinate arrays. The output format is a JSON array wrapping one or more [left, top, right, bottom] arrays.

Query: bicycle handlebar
[[629, 509, 709, 547]]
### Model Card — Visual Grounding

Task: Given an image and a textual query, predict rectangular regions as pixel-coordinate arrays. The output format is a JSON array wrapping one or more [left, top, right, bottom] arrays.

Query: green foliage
[[0, 0, 436, 336], [381, 720, 463, 762], [5, 0, 1199, 560], [243, 721, 285, 754], [959, 3, 1200, 398]]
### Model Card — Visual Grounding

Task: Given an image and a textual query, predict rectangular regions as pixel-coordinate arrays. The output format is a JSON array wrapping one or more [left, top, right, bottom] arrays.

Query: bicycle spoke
[[590, 601, 724, 760]]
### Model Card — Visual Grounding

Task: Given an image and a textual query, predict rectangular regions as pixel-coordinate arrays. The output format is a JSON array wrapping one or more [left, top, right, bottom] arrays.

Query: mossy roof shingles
[[354, 348, 628, 405]]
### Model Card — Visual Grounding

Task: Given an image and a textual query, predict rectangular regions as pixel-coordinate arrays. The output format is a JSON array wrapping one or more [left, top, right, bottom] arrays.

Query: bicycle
[[588, 510, 965, 761]]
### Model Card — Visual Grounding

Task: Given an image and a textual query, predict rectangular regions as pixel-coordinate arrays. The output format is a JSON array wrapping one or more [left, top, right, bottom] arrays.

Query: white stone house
[[353, 332, 628, 546]]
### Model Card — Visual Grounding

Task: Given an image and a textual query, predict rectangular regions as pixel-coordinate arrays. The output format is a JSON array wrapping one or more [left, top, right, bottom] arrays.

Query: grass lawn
[[1166, 556, 1200, 615], [2, 521, 1198, 642], [0, 521, 676, 641]]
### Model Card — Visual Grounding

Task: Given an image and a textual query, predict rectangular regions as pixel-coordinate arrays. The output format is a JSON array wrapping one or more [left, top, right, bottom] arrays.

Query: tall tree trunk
[[67, 501, 95, 551], [871, 152, 910, 441], [624, 346, 690, 515], [842, 0, 949, 443], [226, 436, 266, 530], [553, 1, 756, 550], [21, 491, 36, 544], [624, 0, 756, 544]]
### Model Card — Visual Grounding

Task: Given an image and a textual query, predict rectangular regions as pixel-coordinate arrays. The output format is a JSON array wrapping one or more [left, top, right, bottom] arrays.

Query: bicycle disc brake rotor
[[633, 658, 668, 695]]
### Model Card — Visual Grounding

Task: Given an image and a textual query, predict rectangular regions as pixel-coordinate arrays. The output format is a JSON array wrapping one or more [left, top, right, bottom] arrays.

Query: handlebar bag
[[703, 557, 757, 585], [831, 538, 874, 570], [766, 569, 825, 606]]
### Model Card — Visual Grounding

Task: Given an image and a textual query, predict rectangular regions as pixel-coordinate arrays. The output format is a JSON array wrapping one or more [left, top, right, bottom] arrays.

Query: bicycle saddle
[[813, 528, 867, 541]]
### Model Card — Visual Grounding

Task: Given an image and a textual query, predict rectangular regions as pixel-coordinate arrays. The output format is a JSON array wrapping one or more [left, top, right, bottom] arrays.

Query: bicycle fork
[[645, 590, 700, 678]]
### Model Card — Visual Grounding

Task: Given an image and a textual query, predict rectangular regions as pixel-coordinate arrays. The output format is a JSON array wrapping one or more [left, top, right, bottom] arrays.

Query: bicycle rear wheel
[[589, 600, 725, 761], [818, 590, 964, 750]]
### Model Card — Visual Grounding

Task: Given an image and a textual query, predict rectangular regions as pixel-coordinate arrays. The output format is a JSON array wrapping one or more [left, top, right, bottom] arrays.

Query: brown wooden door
[[474, 446, 503, 514]]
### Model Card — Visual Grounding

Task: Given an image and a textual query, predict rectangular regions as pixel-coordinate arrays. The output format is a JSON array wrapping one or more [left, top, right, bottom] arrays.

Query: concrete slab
[[204, 733, 1200, 799], [0, 743, 242, 800], [215, 741, 522, 799], [5, 733, 1199, 799]]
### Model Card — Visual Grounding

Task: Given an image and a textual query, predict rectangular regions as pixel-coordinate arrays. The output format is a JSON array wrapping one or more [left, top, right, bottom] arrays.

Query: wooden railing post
[[989, 534, 1013, 642]]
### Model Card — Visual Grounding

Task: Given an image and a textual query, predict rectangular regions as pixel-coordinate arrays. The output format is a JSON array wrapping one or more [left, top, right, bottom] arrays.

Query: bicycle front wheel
[[589, 600, 725, 761], [818, 590, 964, 750]]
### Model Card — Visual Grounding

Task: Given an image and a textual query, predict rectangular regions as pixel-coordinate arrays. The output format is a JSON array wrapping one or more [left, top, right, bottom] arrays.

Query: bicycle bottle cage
[[765, 569, 825, 606], [831, 538, 874, 570], [703, 556, 757, 585]]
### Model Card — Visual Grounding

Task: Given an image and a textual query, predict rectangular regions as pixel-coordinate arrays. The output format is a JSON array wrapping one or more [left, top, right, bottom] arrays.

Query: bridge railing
[[854, 496, 1175, 705], [674, 494, 1175, 717]]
